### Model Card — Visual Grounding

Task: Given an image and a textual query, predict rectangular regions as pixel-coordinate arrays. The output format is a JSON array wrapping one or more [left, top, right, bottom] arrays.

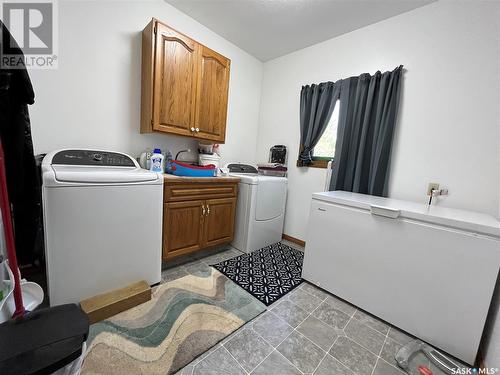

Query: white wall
[[24, 0, 500, 364], [256, 0, 500, 241], [28, 0, 263, 165]]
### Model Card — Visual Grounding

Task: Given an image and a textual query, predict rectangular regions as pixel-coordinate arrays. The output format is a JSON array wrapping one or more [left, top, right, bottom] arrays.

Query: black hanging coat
[[0, 21, 42, 265]]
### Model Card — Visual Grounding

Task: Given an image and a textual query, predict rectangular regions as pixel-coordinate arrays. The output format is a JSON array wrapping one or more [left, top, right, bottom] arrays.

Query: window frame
[[296, 157, 332, 169], [299, 99, 339, 169]]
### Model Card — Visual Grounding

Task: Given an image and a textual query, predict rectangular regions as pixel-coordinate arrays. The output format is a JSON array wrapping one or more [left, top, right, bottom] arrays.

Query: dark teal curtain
[[330, 66, 403, 196], [298, 81, 341, 166]]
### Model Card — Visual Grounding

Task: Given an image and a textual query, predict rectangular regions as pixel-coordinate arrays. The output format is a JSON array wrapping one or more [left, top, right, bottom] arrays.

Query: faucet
[[175, 149, 191, 160]]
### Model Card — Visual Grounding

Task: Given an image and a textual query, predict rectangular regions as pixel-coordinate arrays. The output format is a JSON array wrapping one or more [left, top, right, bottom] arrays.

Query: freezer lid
[[312, 191, 500, 238]]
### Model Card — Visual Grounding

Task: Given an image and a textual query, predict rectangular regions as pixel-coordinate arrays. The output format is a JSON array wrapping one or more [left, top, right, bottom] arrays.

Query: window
[[311, 100, 340, 168]]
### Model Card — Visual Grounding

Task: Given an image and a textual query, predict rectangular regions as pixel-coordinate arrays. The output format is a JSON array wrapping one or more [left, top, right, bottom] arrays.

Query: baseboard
[[282, 234, 306, 248]]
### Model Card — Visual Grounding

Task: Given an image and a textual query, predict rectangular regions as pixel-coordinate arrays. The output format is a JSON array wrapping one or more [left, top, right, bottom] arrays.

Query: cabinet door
[[153, 23, 198, 136], [194, 45, 230, 142], [163, 201, 204, 260], [203, 198, 236, 248]]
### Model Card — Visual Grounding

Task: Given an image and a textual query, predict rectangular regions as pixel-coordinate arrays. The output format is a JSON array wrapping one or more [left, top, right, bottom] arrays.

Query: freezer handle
[[370, 205, 400, 219]]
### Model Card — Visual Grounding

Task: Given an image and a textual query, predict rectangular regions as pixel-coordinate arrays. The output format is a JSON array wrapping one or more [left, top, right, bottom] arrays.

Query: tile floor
[[161, 243, 421, 375]]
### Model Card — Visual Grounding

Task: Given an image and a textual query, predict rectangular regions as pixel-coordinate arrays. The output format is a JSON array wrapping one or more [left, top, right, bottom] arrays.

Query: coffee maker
[[257, 145, 288, 177], [269, 145, 287, 166]]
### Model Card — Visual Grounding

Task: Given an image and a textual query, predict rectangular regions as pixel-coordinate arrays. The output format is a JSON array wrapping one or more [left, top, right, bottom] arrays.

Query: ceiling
[[165, 0, 435, 61]]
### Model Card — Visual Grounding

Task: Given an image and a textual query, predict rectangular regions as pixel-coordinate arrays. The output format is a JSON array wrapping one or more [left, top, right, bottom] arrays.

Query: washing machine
[[42, 149, 163, 305], [226, 163, 287, 253]]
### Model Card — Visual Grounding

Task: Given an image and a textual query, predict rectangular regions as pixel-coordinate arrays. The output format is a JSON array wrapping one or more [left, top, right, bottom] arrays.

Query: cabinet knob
[[201, 204, 206, 216], [191, 127, 195, 132], [195, 128, 200, 132], [206, 204, 210, 215]]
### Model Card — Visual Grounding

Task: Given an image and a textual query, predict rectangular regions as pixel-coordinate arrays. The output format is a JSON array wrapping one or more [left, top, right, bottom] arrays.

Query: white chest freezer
[[303, 191, 500, 365]]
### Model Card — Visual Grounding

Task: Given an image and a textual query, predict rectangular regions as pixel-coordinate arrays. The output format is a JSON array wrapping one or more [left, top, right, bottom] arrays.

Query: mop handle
[[0, 139, 25, 317]]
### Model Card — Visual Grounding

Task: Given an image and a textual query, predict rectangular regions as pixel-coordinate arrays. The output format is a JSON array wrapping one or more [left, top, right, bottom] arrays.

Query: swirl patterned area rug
[[81, 268, 266, 375]]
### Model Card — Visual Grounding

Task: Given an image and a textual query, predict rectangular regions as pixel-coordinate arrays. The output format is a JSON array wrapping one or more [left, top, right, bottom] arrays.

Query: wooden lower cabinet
[[163, 200, 205, 258], [162, 177, 239, 261], [204, 198, 236, 248]]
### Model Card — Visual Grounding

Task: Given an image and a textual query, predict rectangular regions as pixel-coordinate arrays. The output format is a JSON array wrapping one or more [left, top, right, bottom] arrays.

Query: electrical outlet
[[427, 183, 440, 196]]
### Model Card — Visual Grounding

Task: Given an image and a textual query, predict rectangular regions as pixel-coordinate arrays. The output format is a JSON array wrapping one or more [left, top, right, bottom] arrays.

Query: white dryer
[[226, 164, 287, 253], [42, 149, 163, 305]]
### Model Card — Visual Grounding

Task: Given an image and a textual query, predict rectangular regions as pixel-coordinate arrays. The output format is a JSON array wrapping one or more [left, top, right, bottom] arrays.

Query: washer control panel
[[227, 164, 258, 174], [52, 150, 135, 167]]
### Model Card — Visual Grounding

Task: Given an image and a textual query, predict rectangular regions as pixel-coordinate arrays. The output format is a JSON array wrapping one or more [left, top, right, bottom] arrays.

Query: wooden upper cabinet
[[153, 23, 198, 136], [141, 19, 231, 143], [195, 46, 230, 142]]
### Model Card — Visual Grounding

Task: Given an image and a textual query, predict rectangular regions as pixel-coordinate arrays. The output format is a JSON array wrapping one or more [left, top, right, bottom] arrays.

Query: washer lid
[[51, 165, 159, 184], [228, 173, 288, 185], [228, 173, 259, 185]]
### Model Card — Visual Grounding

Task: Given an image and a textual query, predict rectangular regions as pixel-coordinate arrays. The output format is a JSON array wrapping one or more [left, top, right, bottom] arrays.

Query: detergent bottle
[[149, 148, 164, 173]]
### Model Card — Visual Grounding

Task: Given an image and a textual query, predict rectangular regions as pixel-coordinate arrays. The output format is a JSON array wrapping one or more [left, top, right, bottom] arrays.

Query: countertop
[[163, 173, 240, 183]]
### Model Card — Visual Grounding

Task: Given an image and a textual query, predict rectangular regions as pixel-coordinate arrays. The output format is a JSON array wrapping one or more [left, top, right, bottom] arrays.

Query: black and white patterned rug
[[211, 242, 304, 306]]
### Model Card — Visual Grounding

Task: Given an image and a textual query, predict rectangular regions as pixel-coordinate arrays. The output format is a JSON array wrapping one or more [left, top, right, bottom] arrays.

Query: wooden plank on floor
[[282, 233, 306, 248], [80, 280, 151, 324]]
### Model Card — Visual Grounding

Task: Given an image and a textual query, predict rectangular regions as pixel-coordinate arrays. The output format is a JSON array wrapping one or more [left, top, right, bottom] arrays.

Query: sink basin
[[166, 160, 217, 177]]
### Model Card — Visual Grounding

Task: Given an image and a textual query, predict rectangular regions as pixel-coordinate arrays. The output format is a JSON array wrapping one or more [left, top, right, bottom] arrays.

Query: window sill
[[296, 159, 331, 169]]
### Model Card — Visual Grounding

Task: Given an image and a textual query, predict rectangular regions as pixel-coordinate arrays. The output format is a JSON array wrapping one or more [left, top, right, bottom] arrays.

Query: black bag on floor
[[0, 304, 89, 375]]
